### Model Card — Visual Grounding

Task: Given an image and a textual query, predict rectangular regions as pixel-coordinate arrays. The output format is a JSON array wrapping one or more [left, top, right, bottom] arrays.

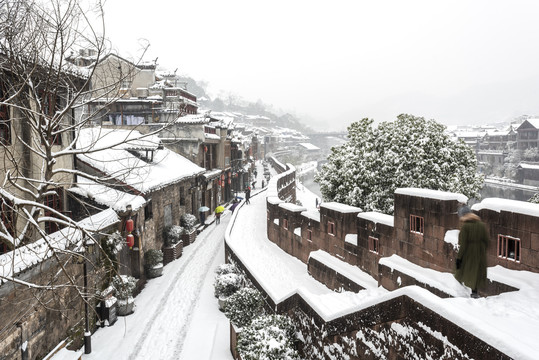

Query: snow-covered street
[[81, 214, 233, 360]]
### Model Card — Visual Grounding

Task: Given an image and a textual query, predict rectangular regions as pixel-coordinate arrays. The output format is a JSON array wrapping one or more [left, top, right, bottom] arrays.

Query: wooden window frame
[[368, 236, 379, 254], [306, 229, 312, 241], [497, 235, 521, 263], [328, 221, 335, 236], [44, 188, 64, 234], [283, 218, 288, 230], [144, 201, 153, 221], [410, 215, 424, 235]]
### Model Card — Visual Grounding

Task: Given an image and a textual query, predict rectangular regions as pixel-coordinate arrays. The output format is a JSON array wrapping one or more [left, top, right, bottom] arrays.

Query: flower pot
[[181, 229, 196, 246], [146, 263, 163, 278], [117, 297, 135, 316], [218, 295, 228, 311], [163, 241, 183, 265]]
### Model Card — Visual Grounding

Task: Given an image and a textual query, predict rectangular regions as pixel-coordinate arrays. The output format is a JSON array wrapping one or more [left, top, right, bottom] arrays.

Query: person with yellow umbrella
[[214, 205, 225, 225]]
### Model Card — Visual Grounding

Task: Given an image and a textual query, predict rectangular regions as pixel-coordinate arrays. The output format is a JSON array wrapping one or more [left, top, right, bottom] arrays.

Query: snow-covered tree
[[224, 287, 265, 328], [315, 114, 483, 214], [0, 0, 169, 305], [529, 193, 539, 204]]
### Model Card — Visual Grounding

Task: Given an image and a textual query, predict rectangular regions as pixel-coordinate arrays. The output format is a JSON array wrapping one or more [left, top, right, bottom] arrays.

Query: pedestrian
[[215, 211, 221, 225], [454, 205, 489, 298], [199, 211, 205, 226], [245, 186, 251, 205], [252, 181, 256, 189], [230, 199, 240, 213], [261, 179, 265, 188]]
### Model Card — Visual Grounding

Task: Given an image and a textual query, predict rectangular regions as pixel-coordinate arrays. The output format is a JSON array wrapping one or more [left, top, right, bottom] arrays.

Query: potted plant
[[180, 214, 197, 245], [144, 249, 163, 278], [162, 225, 184, 264], [112, 275, 137, 316]]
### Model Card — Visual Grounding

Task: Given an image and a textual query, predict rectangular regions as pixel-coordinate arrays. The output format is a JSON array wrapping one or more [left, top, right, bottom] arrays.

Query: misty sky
[[103, 0, 539, 130]]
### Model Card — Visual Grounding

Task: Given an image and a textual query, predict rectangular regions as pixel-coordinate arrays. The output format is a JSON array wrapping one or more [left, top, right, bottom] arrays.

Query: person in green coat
[[454, 205, 489, 298]]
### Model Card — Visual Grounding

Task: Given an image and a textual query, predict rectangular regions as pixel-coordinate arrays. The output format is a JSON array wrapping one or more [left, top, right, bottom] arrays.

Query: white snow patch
[[472, 197, 539, 217], [395, 188, 468, 204]]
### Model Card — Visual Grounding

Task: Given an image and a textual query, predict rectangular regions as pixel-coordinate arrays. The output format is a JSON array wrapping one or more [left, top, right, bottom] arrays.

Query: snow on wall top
[[357, 212, 394, 227], [279, 203, 307, 212], [301, 210, 321, 222], [321, 201, 362, 213], [472, 198, 539, 217], [395, 188, 468, 204], [77, 128, 205, 194]]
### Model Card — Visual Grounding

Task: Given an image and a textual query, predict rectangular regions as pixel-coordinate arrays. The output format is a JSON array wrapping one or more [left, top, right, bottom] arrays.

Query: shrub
[[215, 263, 238, 276], [112, 275, 137, 301], [224, 287, 265, 328], [163, 225, 184, 247], [180, 214, 197, 230], [237, 314, 300, 360], [214, 273, 243, 298], [144, 249, 163, 269]]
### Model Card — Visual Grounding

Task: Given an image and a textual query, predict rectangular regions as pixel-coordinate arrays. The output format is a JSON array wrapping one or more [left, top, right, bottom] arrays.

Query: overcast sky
[[102, 0, 539, 130]]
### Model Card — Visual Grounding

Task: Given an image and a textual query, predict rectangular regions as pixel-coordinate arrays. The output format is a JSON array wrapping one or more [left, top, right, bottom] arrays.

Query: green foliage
[[215, 263, 239, 276], [224, 287, 265, 328], [529, 193, 539, 204], [144, 249, 163, 269], [180, 214, 197, 230], [112, 275, 137, 300], [214, 273, 243, 298], [315, 114, 484, 214], [163, 225, 183, 247], [237, 314, 300, 360]]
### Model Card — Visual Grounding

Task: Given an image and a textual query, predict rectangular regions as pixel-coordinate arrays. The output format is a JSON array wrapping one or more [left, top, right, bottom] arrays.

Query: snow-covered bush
[[163, 225, 184, 247], [112, 275, 137, 301], [529, 193, 539, 204], [215, 263, 239, 276], [180, 213, 197, 230], [224, 287, 265, 328], [214, 273, 243, 298], [237, 314, 300, 360], [144, 249, 163, 268]]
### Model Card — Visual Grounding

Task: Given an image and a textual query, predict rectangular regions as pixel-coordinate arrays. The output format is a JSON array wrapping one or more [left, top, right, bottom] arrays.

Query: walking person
[[215, 211, 221, 225], [245, 186, 251, 205], [454, 205, 489, 298]]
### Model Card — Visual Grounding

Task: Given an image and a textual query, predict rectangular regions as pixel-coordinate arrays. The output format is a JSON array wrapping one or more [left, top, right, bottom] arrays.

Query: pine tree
[[315, 114, 483, 214]]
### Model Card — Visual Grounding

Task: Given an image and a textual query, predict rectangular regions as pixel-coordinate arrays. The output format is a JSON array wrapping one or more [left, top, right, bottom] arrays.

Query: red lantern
[[126, 233, 135, 248], [228, 178, 231, 184], [221, 174, 225, 181], [125, 219, 134, 232], [204, 146, 208, 152]]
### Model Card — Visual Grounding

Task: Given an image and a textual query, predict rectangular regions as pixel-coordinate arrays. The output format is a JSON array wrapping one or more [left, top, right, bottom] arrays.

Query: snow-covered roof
[[320, 202, 362, 213], [69, 177, 146, 212], [395, 188, 468, 204], [175, 114, 209, 124], [298, 143, 320, 151], [523, 118, 539, 129], [518, 162, 539, 170], [76, 128, 205, 194], [357, 212, 394, 227], [0, 209, 120, 280], [301, 210, 321, 222], [472, 198, 539, 217]]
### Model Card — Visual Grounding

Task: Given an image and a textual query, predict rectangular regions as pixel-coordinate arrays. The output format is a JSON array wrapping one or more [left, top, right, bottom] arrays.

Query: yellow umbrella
[[215, 206, 225, 214]]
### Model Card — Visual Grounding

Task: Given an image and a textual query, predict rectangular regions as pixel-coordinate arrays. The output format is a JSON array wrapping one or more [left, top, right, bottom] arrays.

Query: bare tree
[[0, 0, 173, 354]]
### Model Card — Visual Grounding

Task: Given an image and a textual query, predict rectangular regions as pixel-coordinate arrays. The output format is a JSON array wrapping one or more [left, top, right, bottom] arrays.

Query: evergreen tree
[[315, 114, 483, 214]]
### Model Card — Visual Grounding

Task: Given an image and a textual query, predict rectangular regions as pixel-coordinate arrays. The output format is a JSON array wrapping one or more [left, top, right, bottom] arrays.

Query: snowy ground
[[51, 160, 539, 360]]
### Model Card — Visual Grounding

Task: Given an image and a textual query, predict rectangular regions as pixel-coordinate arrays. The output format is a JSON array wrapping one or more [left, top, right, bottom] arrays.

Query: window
[[40, 91, 62, 145], [164, 204, 172, 227], [328, 221, 335, 236], [283, 218, 288, 230], [306, 229, 312, 241], [43, 188, 63, 234], [369, 236, 379, 254], [410, 215, 424, 235], [0, 84, 11, 145], [498, 235, 520, 262], [144, 201, 153, 220]]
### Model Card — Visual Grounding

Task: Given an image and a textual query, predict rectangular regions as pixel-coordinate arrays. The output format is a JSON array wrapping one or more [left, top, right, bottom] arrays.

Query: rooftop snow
[[472, 198, 539, 217], [301, 210, 321, 222], [279, 203, 307, 212], [298, 142, 320, 151], [395, 188, 468, 204], [76, 128, 205, 194]]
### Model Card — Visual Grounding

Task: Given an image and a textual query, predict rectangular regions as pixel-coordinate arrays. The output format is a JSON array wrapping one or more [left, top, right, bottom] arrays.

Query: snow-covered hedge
[[214, 273, 243, 298], [237, 314, 300, 360], [163, 225, 184, 247], [180, 214, 197, 230], [224, 287, 265, 328], [144, 249, 163, 268], [215, 263, 239, 276]]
